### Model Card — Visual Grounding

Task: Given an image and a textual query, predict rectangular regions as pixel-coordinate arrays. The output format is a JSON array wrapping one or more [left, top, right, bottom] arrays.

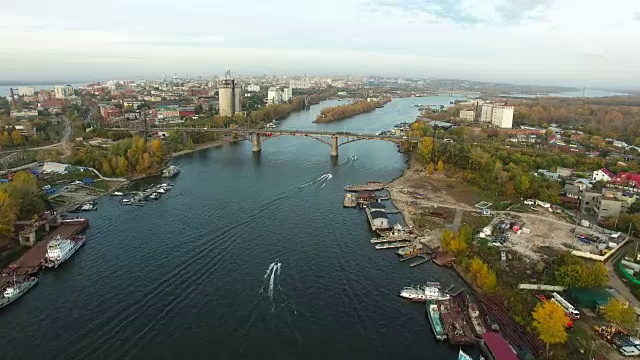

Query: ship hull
[[427, 300, 447, 341], [0, 278, 38, 309], [44, 237, 85, 269]]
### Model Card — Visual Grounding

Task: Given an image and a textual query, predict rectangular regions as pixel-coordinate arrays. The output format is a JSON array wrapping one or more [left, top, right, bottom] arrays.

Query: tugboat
[[0, 275, 38, 309], [427, 299, 447, 341], [162, 166, 180, 178], [44, 235, 86, 268]]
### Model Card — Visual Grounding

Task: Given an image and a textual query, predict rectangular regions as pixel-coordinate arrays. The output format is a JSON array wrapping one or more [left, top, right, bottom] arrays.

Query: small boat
[[44, 235, 86, 268], [0, 276, 38, 309], [111, 191, 125, 196], [162, 166, 180, 178], [427, 299, 447, 341], [458, 349, 473, 360], [120, 199, 132, 204], [133, 202, 145, 207], [149, 193, 161, 200], [156, 188, 166, 194]]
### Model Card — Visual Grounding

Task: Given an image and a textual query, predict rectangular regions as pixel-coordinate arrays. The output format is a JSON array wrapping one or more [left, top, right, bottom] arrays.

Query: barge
[[439, 296, 477, 345], [344, 182, 386, 192]]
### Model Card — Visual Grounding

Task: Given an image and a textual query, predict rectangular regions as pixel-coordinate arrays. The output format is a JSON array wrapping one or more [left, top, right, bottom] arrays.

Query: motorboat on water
[[44, 235, 86, 268], [111, 191, 125, 196], [149, 192, 161, 200]]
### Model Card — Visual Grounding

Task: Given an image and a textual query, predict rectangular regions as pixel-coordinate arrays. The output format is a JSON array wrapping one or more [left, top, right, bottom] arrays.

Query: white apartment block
[[459, 110, 475, 122], [246, 84, 260, 92], [54, 85, 74, 99], [282, 87, 292, 102], [480, 103, 514, 129], [19, 87, 35, 96], [267, 87, 282, 104]]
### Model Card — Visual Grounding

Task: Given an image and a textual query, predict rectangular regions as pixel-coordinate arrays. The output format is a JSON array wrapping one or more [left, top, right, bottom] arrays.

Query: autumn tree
[[532, 300, 568, 356], [466, 257, 497, 292], [0, 191, 18, 238], [10, 130, 25, 146], [418, 137, 433, 165], [441, 229, 468, 254], [436, 160, 444, 173], [553, 254, 608, 288], [426, 162, 435, 175], [602, 299, 637, 330]]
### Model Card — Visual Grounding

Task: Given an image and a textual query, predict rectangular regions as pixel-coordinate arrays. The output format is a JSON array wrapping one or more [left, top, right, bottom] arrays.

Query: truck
[[551, 292, 580, 320]]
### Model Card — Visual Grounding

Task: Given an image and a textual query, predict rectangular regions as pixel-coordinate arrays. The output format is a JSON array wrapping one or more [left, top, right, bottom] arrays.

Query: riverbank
[[171, 135, 241, 158], [314, 97, 391, 123]]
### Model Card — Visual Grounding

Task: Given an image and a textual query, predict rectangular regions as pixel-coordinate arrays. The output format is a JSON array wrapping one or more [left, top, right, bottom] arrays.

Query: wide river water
[[0, 96, 483, 359]]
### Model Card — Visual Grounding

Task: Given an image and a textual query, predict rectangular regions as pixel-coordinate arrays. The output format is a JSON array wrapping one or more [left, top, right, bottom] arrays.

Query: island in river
[[314, 97, 391, 123]]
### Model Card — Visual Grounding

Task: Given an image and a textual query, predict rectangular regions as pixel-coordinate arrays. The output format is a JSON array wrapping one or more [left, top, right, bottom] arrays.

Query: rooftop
[[481, 332, 518, 360]]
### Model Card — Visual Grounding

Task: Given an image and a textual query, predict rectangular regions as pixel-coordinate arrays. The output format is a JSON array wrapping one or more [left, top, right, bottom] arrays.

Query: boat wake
[[298, 154, 356, 189], [260, 260, 282, 312]]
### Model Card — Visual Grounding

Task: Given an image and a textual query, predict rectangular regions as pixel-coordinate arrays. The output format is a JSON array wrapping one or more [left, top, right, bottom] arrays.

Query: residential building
[[282, 87, 293, 102], [19, 87, 35, 96], [246, 84, 260, 92], [459, 110, 475, 121], [10, 110, 38, 119], [581, 189, 630, 221], [556, 167, 574, 177], [602, 188, 637, 206], [563, 184, 581, 199], [480, 103, 514, 128], [290, 78, 311, 89], [54, 85, 74, 99], [267, 87, 282, 104], [536, 169, 560, 181], [592, 168, 615, 182], [611, 172, 640, 191], [573, 179, 592, 191]]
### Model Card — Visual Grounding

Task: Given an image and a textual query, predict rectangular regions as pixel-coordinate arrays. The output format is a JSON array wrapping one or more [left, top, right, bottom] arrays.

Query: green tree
[[10, 130, 25, 146], [602, 298, 637, 330], [532, 300, 568, 356]]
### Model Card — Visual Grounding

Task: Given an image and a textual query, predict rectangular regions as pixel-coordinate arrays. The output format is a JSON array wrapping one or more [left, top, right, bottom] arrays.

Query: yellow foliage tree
[[10, 130, 25, 146], [436, 160, 444, 173], [467, 257, 497, 292], [418, 137, 433, 164], [0, 191, 18, 238], [426, 162, 435, 175], [441, 229, 468, 254], [532, 300, 568, 356], [602, 299, 636, 330]]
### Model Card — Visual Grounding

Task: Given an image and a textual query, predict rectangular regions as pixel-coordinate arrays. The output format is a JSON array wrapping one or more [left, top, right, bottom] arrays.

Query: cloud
[[495, 0, 554, 24], [115, 34, 225, 47], [371, 0, 482, 25], [634, 12, 640, 21]]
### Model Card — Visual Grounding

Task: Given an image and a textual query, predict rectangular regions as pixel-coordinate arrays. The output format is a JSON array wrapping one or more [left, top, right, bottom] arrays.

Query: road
[[605, 242, 640, 309], [30, 116, 72, 151]]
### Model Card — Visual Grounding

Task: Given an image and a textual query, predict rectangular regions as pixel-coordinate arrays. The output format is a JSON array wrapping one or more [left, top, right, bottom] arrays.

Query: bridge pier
[[330, 136, 338, 157], [252, 133, 262, 152]]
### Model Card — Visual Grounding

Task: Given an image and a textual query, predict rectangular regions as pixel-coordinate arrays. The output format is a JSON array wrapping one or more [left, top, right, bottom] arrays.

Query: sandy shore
[[171, 136, 241, 158]]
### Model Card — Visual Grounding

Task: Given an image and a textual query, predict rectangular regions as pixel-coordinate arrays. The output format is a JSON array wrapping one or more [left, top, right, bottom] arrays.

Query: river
[[0, 96, 480, 359]]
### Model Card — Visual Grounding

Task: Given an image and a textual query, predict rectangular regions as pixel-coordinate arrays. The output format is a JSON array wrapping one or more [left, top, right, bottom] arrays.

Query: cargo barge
[[344, 182, 386, 192], [2, 218, 89, 276], [439, 295, 477, 345]]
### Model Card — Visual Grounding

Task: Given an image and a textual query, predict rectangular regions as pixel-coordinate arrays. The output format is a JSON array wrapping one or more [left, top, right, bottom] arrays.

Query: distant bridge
[[106, 126, 418, 157]]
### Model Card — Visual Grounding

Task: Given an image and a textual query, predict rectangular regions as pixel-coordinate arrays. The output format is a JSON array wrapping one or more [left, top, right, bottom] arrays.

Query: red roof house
[[611, 172, 640, 189]]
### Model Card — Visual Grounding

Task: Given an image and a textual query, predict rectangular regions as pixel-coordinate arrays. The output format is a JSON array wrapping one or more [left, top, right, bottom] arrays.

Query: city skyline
[[1, 0, 639, 89]]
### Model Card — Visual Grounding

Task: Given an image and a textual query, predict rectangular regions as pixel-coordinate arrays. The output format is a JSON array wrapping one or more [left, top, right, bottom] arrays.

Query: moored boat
[[111, 191, 125, 196], [399, 282, 451, 302], [0, 276, 38, 309], [44, 235, 86, 268], [427, 299, 447, 341], [162, 165, 180, 178]]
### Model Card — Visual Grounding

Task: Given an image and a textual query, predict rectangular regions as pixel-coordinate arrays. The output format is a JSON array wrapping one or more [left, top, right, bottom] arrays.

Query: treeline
[[408, 122, 639, 202], [0, 172, 47, 238], [511, 96, 640, 143], [71, 136, 165, 177], [314, 97, 391, 123]]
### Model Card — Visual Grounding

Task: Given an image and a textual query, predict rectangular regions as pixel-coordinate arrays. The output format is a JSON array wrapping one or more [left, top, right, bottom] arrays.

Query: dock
[[2, 218, 89, 276], [375, 241, 412, 250], [345, 182, 386, 192], [409, 255, 431, 267], [433, 253, 456, 267], [365, 207, 391, 232], [399, 254, 420, 262]]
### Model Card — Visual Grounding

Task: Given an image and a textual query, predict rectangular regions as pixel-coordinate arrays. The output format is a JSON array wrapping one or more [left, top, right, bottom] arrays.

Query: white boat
[[265, 122, 276, 128], [399, 283, 450, 302], [0, 276, 38, 309], [44, 235, 86, 268], [162, 166, 180, 178], [149, 192, 161, 200], [156, 188, 166, 194], [111, 191, 125, 196]]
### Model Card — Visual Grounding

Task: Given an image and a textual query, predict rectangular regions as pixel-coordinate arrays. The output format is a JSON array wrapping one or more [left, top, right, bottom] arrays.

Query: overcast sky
[[1, 0, 639, 88]]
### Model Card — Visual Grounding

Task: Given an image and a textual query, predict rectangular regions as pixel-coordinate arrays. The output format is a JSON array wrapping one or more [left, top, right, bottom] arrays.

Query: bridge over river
[[107, 126, 419, 157]]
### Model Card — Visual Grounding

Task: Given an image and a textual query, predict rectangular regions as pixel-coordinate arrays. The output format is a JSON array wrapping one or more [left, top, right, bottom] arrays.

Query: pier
[[409, 255, 431, 268], [345, 182, 386, 192], [2, 218, 89, 276], [375, 241, 412, 250]]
